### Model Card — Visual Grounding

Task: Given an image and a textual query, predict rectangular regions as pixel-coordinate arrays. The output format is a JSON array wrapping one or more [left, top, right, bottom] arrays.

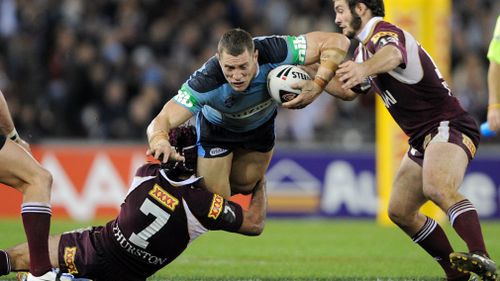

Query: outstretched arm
[[236, 179, 267, 236], [300, 64, 359, 101], [147, 99, 193, 163], [283, 32, 350, 109]]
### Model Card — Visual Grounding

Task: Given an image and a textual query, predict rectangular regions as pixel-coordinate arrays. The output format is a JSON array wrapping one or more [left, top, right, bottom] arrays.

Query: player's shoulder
[[254, 35, 290, 64], [187, 56, 227, 93], [135, 162, 161, 177], [368, 20, 405, 44], [375, 20, 403, 32]]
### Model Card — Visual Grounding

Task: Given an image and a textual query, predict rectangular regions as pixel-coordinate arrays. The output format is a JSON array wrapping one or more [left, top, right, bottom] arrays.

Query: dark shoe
[[450, 252, 498, 281]]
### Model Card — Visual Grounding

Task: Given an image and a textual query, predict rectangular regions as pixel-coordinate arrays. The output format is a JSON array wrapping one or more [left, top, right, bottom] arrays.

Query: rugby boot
[[450, 252, 498, 281]]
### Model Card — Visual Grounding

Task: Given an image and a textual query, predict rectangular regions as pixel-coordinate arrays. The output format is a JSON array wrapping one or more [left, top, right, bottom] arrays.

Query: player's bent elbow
[[240, 216, 266, 236], [246, 221, 265, 236]]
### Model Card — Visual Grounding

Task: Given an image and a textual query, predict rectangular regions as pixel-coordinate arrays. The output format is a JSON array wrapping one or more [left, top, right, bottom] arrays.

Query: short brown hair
[[217, 28, 255, 57]]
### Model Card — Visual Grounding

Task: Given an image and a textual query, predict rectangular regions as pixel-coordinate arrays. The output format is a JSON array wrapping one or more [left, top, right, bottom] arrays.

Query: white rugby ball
[[267, 65, 311, 104]]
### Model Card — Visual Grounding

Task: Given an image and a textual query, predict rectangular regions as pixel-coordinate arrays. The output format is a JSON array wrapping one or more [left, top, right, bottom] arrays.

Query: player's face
[[218, 49, 258, 92], [333, 0, 361, 39]]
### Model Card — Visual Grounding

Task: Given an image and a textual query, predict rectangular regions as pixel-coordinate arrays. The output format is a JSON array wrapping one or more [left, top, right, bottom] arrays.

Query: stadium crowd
[[0, 0, 498, 147]]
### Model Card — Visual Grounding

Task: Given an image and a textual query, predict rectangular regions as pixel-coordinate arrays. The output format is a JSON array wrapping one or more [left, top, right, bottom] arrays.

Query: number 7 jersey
[[97, 163, 244, 279]]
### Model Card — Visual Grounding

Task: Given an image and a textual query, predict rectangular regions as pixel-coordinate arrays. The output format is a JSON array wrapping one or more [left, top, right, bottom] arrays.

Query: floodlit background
[[0, 0, 497, 147]]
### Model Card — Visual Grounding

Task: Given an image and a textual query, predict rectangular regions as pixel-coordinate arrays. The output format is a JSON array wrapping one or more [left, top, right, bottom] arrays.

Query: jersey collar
[[160, 169, 203, 187], [357, 16, 384, 44]]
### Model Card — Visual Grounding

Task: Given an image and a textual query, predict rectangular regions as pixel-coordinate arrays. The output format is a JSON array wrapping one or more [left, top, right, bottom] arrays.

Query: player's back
[[96, 163, 243, 280]]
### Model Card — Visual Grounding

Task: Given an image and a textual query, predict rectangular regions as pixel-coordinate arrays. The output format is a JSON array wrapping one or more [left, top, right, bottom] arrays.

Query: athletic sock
[[447, 199, 488, 256], [21, 202, 52, 277], [0, 250, 11, 275], [412, 216, 466, 280]]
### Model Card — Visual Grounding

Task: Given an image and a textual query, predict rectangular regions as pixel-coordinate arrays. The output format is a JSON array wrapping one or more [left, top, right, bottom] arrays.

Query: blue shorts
[[196, 111, 276, 158]]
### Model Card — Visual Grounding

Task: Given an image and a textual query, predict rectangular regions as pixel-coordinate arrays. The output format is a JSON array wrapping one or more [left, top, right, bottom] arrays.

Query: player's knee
[[388, 205, 414, 227], [387, 207, 405, 226], [422, 184, 449, 205], [31, 167, 53, 192]]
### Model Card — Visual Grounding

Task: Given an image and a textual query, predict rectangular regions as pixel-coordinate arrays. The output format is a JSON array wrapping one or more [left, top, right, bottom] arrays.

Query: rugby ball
[[267, 65, 311, 104]]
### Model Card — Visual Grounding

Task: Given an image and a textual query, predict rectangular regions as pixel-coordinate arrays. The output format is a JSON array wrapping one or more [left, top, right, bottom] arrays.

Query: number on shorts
[[129, 198, 171, 249]]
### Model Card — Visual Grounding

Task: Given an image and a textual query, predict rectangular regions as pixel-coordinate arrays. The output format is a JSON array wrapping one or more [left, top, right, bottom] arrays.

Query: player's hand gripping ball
[[267, 65, 311, 104]]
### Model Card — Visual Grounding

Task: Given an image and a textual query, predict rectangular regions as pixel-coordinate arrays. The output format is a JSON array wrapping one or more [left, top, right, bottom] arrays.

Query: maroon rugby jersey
[[355, 17, 474, 142], [97, 163, 243, 279]]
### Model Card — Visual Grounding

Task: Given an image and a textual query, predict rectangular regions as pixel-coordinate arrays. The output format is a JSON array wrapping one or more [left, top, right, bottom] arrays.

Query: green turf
[[0, 218, 499, 280]]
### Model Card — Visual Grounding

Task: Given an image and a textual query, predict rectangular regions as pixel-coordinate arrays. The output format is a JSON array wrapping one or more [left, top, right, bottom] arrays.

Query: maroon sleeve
[[183, 189, 244, 232], [366, 22, 408, 68]]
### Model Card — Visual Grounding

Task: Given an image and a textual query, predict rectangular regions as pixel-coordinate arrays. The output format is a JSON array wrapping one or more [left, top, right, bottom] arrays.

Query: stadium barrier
[[0, 144, 498, 220]]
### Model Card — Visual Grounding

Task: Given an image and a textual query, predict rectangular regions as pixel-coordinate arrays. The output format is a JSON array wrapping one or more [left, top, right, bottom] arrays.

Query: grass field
[[0, 218, 499, 281]]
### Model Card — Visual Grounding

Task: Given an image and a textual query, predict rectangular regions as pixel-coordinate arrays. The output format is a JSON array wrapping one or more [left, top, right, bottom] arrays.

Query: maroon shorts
[[58, 226, 146, 281], [407, 115, 480, 166]]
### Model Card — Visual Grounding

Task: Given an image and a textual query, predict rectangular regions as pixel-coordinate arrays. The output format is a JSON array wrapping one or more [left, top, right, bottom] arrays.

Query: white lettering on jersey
[[292, 35, 307, 64], [113, 224, 168, 265], [431, 57, 452, 96], [174, 89, 194, 108], [380, 90, 397, 108]]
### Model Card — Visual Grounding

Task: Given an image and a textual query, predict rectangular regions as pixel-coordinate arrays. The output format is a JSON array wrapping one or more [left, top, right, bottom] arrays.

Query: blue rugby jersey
[[172, 35, 307, 132]]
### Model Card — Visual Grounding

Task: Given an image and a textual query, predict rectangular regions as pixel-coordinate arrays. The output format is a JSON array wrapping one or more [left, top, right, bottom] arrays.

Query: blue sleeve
[[172, 57, 225, 114], [254, 35, 307, 66]]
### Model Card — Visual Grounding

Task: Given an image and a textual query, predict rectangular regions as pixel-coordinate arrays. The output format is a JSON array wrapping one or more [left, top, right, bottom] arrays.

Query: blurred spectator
[[0, 0, 497, 147]]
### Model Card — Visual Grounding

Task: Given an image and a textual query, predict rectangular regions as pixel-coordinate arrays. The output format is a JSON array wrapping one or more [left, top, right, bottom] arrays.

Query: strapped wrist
[[313, 76, 328, 90], [320, 47, 346, 72], [7, 128, 19, 142]]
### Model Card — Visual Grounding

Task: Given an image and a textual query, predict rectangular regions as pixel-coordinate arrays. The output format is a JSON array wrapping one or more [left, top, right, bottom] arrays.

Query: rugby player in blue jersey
[[146, 28, 350, 199]]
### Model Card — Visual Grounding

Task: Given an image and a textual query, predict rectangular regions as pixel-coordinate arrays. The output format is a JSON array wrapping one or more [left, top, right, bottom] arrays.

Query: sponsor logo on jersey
[[208, 194, 224, 219], [222, 98, 274, 119], [290, 35, 306, 64], [371, 31, 399, 45], [462, 134, 477, 157], [64, 247, 78, 274], [209, 147, 228, 157], [224, 95, 234, 108], [149, 184, 179, 211], [173, 85, 198, 108]]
